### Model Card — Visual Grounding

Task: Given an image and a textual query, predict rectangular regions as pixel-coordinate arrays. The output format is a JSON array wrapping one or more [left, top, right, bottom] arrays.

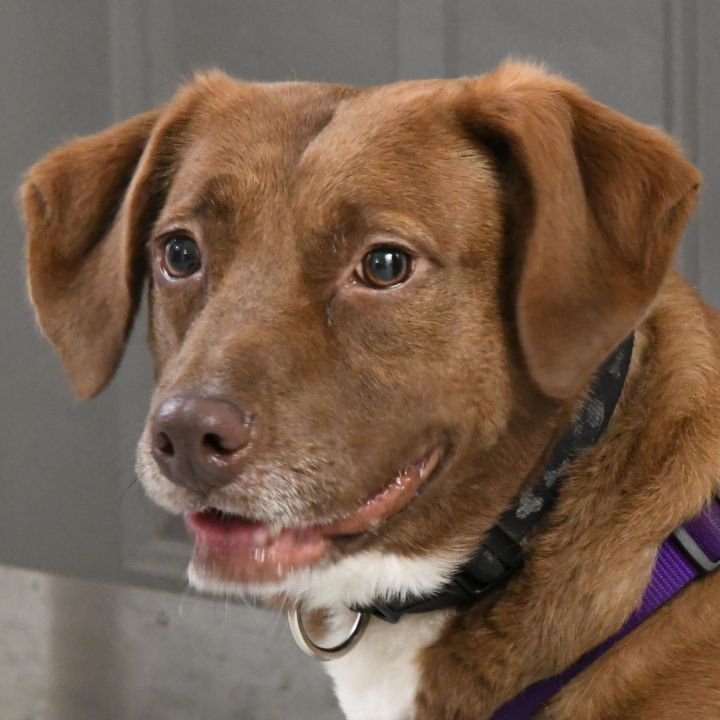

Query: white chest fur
[[324, 610, 450, 720], [192, 549, 459, 718]]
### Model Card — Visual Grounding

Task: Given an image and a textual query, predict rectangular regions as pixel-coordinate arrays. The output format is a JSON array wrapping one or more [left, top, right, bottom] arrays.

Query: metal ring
[[288, 604, 370, 661]]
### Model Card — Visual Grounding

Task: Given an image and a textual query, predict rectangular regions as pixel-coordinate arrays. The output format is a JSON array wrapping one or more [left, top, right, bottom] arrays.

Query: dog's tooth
[[269, 521, 284, 538], [252, 527, 270, 547]]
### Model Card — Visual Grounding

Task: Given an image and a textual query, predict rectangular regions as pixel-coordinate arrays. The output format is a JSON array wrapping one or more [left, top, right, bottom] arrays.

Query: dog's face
[[136, 76, 518, 596], [22, 62, 698, 606]]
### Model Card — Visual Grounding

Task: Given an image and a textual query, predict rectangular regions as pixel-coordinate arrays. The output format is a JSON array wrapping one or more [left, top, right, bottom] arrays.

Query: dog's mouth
[[186, 444, 444, 586]]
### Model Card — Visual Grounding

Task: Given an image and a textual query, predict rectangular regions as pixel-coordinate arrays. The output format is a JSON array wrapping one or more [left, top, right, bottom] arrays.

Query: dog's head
[[21, 62, 699, 608]]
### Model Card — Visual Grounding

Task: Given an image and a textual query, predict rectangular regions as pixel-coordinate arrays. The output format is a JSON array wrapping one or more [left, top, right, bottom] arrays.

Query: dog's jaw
[[140, 416, 465, 601], [137, 418, 460, 599], [188, 545, 464, 609]]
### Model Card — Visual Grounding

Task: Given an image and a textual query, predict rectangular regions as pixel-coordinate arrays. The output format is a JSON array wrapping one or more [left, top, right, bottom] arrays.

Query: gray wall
[[2, 0, 718, 608]]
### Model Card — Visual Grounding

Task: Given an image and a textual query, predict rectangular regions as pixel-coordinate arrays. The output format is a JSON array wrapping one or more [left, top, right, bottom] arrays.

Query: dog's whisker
[[120, 476, 139, 503], [177, 582, 194, 618]]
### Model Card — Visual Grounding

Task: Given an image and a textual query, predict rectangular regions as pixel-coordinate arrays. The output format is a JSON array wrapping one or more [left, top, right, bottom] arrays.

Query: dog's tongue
[[187, 510, 328, 581]]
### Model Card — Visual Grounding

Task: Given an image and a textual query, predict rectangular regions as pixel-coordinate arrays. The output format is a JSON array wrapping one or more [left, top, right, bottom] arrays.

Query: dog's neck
[[360, 334, 633, 622]]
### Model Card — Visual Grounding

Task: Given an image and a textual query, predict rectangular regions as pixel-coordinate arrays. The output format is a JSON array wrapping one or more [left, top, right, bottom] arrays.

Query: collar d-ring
[[288, 603, 370, 661]]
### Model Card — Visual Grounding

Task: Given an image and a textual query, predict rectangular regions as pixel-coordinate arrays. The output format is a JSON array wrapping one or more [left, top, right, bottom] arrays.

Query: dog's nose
[[150, 396, 254, 493]]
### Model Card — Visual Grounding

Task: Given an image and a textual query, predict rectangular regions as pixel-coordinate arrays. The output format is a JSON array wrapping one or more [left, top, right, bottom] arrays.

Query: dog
[[21, 60, 720, 719]]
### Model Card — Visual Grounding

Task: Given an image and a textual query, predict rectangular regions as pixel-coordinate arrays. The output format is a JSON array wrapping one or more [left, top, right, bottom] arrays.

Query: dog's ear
[[21, 110, 167, 399], [459, 62, 700, 399]]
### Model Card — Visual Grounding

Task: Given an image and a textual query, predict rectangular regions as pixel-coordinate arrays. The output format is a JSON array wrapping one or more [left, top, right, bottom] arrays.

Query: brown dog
[[21, 61, 720, 719]]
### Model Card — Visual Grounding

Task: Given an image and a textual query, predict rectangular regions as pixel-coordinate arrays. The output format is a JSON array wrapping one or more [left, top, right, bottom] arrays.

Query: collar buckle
[[455, 525, 523, 597]]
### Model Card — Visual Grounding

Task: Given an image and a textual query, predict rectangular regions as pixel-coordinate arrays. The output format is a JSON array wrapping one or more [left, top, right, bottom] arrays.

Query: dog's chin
[[187, 545, 464, 612], [183, 444, 450, 605]]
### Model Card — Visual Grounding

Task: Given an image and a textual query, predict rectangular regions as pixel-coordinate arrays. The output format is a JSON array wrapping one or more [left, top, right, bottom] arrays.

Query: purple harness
[[492, 495, 720, 718]]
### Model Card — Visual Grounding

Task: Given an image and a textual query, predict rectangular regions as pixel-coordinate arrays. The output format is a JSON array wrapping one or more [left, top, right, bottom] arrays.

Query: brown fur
[[21, 61, 720, 718]]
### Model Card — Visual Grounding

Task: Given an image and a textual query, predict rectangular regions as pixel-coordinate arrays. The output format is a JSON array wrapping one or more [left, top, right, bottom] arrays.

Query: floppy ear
[[460, 62, 701, 399], [21, 110, 163, 399]]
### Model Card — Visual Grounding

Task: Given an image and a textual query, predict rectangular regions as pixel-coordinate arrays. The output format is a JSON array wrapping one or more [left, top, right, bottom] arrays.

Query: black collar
[[358, 335, 634, 623]]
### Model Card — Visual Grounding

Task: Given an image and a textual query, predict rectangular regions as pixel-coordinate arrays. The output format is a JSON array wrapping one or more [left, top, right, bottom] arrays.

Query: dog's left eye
[[356, 247, 413, 289], [161, 234, 202, 278]]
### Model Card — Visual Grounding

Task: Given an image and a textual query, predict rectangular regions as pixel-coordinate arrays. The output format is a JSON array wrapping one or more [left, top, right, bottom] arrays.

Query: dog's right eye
[[356, 246, 413, 289], [161, 235, 202, 279]]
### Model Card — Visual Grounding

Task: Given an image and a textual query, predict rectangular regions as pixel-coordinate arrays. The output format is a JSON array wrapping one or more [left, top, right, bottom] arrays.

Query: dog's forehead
[[166, 79, 356, 178], [170, 76, 458, 178], [298, 81, 460, 177], [290, 81, 492, 237], [153, 79, 354, 222], [158, 76, 485, 242]]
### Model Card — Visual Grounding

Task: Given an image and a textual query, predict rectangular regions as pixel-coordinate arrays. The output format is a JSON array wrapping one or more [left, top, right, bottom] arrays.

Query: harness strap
[[492, 494, 720, 719]]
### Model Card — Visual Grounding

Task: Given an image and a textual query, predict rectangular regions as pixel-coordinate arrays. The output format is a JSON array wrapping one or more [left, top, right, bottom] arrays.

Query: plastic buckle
[[367, 603, 403, 624], [456, 541, 523, 599], [673, 526, 720, 574], [456, 560, 516, 599]]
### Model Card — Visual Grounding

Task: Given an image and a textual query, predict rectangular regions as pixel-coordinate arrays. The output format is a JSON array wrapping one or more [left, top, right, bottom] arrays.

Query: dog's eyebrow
[[182, 173, 246, 221]]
